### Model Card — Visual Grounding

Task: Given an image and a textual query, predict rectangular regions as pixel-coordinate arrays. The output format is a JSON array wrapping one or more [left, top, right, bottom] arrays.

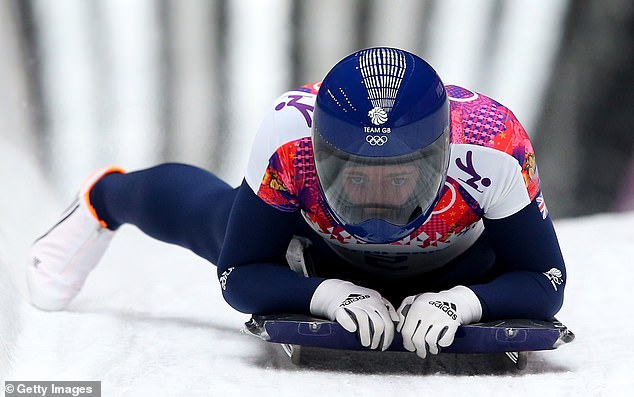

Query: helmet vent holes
[[326, 89, 346, 112], [359, 48, 407, 115], [339, 88, 356, 111]]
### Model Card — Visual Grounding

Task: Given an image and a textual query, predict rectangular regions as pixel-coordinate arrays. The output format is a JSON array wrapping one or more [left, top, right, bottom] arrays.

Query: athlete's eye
[[391, 177, 407, 187], [348, 175, 365, 185]]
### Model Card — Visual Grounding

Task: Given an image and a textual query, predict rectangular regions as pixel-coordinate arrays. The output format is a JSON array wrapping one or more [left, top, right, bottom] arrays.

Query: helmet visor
[[314, 129, 450, 227]]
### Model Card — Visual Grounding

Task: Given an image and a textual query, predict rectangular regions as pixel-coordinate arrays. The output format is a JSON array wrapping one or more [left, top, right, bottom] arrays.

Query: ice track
[[1, 143, 634, 396]]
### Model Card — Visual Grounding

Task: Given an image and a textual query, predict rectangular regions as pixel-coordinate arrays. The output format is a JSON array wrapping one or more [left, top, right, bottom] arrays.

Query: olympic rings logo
[[366, 135, 388, 146]]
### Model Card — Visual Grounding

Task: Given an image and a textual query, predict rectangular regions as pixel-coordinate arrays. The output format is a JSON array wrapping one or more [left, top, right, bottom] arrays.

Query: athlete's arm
[[470, 197, 566, 320], [217, 179, 324, 314]]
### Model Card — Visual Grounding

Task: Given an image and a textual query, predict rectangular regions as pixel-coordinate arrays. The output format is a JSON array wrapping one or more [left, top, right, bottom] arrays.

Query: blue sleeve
[[217, 179, 324, 314], [470, 196, 566, 320]]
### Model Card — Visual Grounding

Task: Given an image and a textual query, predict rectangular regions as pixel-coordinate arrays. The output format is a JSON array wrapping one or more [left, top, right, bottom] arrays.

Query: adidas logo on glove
[[339, 293, 371, 307], [429, 300, 458, 320]]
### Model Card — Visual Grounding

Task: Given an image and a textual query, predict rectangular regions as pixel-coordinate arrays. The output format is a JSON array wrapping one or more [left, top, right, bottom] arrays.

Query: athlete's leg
[[28, 163, 236, 310], [91, 163, 236, 264]]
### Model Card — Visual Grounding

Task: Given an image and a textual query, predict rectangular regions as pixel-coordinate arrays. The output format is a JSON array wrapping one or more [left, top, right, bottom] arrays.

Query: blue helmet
[[312, 47, 450, 243]]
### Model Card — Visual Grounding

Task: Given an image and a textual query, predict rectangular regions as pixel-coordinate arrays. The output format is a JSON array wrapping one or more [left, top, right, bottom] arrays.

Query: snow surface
[[2, 142, 634, 396]]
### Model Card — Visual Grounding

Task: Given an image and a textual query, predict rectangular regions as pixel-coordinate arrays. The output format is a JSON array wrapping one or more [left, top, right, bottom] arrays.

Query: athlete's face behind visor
[[315, 131, 449, 228], [339, 163, 421, 224]]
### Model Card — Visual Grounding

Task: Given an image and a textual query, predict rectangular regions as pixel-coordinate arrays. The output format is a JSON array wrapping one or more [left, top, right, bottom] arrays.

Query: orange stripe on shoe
[[82, 166, 126, 228]]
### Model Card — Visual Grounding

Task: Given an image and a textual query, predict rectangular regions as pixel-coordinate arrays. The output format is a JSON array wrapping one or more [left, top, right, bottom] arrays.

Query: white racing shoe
[[27, 166, 125, 311]]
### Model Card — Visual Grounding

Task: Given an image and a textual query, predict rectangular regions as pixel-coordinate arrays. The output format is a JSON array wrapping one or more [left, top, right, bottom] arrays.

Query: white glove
[[397, 286, 482, 359], [310, 279, 398, 350]]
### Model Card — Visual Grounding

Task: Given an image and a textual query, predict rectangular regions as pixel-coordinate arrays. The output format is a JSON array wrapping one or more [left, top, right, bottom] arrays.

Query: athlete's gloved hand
[[397, 286, 482, 359], [310, 279, 398, 351]]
